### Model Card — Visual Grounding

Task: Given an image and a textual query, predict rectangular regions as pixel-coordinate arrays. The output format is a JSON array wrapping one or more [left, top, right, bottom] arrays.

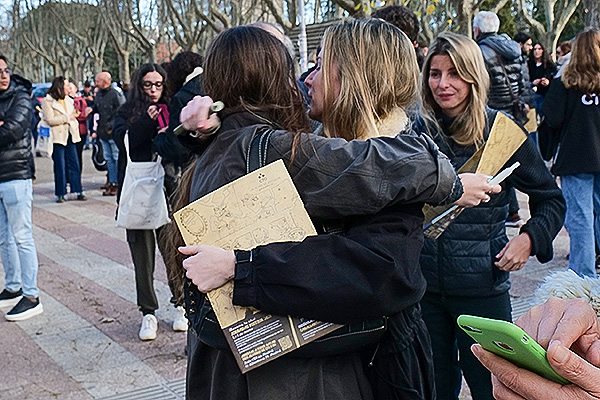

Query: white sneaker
[[172, 306, 188, 332], [139, 314, 158, 340]]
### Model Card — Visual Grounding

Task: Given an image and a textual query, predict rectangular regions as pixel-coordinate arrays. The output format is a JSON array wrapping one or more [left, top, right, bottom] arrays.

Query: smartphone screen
[[457, 315, 570, 385]]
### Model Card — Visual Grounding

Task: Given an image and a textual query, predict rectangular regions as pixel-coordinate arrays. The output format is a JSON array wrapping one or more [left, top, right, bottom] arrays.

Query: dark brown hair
[[203, 25, 310, 134], [47, 76, 67, 100], [164, 26, 311, 302]]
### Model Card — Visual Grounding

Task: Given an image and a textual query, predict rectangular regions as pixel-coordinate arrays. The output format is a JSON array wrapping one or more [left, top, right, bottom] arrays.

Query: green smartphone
[[457, 314, 570, 385]]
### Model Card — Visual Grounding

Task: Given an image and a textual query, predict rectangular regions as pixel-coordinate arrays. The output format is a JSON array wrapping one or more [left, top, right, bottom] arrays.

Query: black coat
[[0, 75, 34, 183], [185, 110, 459, 399], [94, 87, 125, 140], [478, 33, 529, 114], [152, 74, 204, 161], [541, 78, 600, 176], [418, 109, 565, 297]]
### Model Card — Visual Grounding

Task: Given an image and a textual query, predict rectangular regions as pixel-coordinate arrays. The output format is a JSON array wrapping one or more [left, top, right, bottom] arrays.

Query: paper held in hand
[[173, 159, 341, 373], [423, 112, 528, 239]]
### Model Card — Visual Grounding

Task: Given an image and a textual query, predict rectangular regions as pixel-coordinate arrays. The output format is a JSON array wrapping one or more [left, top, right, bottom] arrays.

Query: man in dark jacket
[[90, 72, 125, 196], [474, 11, 528, 227], [0, 55, 43, 321], [474, 11, 531, 115]]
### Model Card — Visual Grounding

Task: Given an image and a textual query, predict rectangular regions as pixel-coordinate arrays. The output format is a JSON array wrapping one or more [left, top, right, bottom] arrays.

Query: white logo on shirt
[[582, 94, 600, 106]]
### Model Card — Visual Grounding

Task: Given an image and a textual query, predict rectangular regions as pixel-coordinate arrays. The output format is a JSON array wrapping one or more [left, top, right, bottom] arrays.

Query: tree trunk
[[586, 0, 600, 28], [118, 50, 131, 85]]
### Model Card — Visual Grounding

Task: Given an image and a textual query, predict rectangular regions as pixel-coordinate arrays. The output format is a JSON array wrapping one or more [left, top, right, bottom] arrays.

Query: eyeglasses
[[0, 69, 12, 75], [142, 81, 163, 89]]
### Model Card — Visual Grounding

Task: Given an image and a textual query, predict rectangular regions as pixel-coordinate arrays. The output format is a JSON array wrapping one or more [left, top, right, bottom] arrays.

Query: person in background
[[528, 42, 556, 112], [417, 32, 565, 400], [371, 5, 423, 68], [473, 11, 533, 228], [473, 297, 600, 399], [69, 82, 88, 173], [42, 76, 86, 203], [0, 54, 43, 321], [540, 28, 600, 278], [88, 72, 125, 196], [112, 63, 187, 340], [555, 41, 572, 78]]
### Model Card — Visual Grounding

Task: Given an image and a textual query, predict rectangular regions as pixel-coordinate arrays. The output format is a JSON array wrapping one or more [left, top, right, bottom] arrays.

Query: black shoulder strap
[[246, 126, 275, 173]]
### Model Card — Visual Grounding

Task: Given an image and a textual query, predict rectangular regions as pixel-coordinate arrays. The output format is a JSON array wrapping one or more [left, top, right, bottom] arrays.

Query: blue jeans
[[100, 138, 119, 184], [52, 138, 82, 197], [0, 179, 39, 298], [562, 173, 600, 277]]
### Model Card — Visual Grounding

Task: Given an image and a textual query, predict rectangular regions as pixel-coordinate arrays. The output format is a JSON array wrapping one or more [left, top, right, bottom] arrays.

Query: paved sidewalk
[[0, 154, 187, 399], [0, 153, 570, 399]]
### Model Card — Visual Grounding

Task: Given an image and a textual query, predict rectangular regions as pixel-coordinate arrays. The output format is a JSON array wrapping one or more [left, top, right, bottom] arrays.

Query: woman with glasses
[[41, 76, 86, 203], [112, 63, 188, 340]]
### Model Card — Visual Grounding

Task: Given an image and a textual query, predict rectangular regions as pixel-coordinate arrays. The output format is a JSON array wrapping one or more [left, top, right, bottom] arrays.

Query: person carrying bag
[[116, 131, 170, 230]]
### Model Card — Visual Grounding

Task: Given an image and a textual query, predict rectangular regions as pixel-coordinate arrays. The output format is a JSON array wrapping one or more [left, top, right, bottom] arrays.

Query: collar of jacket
[[0, 74, 31, 100], [219, 108, 276, 132], [370, 107, 409, 139]]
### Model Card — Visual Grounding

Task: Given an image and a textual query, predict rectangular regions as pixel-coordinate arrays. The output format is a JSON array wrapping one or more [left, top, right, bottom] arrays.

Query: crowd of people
[[0, 5, 598, 400]]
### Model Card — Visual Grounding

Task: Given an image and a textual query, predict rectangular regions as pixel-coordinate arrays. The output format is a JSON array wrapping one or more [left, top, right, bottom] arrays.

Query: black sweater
[[541, 78, 600, 176]]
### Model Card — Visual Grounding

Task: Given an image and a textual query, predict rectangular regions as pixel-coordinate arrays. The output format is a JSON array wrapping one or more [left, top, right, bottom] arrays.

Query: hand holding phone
[[457, 314, 570, 385]]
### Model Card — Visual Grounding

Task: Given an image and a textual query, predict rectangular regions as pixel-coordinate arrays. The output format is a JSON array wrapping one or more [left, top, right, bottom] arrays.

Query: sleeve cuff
[[232, 250, 257, 307]]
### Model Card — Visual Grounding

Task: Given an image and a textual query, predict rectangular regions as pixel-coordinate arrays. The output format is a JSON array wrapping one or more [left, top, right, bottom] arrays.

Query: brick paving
[[0, 153, 570, 399]]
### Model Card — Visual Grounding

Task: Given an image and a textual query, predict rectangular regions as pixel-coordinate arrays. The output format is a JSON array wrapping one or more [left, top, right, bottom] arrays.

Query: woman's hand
[[179, 245, 235, 293], [180, 96, 220, 133], [494, 232, 532, 271], [541, 77, 550, 86], [533, 78, 542, 86], [472, 298, 600, 399], [454, 173, 502, 207], [147, 105, 160, 120]]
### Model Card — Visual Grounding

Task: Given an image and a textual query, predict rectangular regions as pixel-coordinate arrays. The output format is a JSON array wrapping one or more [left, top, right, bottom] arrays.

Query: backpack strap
[[246, 126, 275, 174]]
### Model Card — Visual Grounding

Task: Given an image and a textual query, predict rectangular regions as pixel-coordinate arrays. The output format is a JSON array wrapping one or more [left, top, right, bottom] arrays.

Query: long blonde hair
[[421, 32, 489, 147], [562, 28, 600, 95], [320, 19, 419, 140]]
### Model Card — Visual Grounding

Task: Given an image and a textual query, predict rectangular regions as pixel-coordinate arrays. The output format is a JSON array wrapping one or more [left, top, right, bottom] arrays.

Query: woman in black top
[[528, 42, 557, 111], [540, 29, 600, 278], [112, 63, 188, 341], [417, 32, 565, 400]]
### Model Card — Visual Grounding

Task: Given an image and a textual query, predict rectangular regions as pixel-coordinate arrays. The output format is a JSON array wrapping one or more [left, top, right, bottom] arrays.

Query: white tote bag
[[116, 132, 171, 230]]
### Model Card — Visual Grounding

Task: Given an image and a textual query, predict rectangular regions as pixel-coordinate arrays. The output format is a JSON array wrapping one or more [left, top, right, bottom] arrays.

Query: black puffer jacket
[[478, 33, 528, 114], [0, 75, 34, 183], [418, 109, 565, 297]]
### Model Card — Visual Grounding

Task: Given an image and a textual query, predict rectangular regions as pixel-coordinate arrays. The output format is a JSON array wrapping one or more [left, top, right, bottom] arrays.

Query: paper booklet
[[174, 159, 341, 373], [423, 112, 527, 239]]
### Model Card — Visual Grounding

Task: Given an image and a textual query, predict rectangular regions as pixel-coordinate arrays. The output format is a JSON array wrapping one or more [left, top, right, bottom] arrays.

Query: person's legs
[[126, 229, 158, 315], [421, 292, 462, 400], [2, 179, 39, 299], [75, 137, 85, 173], [0, 182, 21, 294], [65, 139, 83, 194], [100, 138, 119, 184], [562, 173, 597, 277], [52, 143, 67, 197], [455, 292, 512, 400]]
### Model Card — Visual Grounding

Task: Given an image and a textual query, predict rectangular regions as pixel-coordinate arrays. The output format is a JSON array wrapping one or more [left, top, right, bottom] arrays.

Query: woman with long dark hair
[[112, 63, 188, 340], [41, 76, 85, 203], [528, 42, 557, 111], [417, 32, 565, 400]]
